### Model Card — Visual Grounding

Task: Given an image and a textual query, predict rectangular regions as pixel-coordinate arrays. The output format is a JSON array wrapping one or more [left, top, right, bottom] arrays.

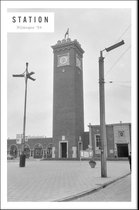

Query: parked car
[[7, 154, 14, 160]]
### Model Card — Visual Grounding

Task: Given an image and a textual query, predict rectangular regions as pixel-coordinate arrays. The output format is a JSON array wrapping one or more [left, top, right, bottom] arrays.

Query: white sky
[[7, 8, 132, 139]]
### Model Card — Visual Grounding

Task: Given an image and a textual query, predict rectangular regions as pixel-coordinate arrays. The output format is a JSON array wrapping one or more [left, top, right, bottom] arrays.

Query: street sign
[[25, 136, 28, 142], [16, 134, 23, 144], [80, 150, 93, 158]]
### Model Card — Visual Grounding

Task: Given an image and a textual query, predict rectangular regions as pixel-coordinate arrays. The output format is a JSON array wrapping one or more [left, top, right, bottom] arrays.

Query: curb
[[54, 172, 131, 202]]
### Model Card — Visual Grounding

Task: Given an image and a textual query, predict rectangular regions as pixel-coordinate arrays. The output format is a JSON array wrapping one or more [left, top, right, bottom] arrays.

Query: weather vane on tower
[[64, 28, 69, 39]]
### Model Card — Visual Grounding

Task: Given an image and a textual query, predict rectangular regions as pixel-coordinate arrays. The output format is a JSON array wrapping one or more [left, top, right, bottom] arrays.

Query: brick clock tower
[[51, 37, 84, 159]]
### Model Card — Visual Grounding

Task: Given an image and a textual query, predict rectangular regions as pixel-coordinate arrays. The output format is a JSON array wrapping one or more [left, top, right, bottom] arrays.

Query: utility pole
[[13, 62, 35, 167], [99, 51, 107, 177], [99, 40, 125, 177]]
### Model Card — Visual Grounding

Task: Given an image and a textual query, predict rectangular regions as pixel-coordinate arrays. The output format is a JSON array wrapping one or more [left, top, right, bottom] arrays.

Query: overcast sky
[[7, 8, 131, 139]]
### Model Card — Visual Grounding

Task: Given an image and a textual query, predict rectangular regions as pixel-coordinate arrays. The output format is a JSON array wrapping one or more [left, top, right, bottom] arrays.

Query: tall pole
[[99, 51, 107, 177], [13, 62, 35, 167], [22, 63, 28, 153], [98, 40, 125, 177]]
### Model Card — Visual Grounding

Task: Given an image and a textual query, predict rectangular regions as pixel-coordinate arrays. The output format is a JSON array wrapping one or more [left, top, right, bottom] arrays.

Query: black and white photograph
[[1, 1, 137, 209]]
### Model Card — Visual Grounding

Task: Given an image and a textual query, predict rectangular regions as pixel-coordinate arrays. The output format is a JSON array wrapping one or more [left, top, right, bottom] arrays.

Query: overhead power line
[[105, 24, 131, 59], [105, 80, 131, 88], [116, 25, 131, 42], [111, 84, 131, 88], [105, 45, 131, 77], [105, 80, 131, 84]]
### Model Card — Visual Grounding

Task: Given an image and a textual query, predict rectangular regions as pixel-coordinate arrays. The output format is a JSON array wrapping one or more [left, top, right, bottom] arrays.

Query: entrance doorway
[[60, 142, 67, 158], [117, 144, 128, 157], [47, 144, 53, 158]]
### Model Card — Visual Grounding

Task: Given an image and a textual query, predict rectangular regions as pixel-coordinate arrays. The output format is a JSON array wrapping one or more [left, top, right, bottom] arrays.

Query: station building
[[7, 37, 131, 160], [7, 122, 131, 159]]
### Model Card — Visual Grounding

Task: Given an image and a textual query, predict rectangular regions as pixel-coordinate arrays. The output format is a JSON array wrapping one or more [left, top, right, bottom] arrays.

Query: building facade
[[7, 123, 131, 159], [51, 38, 84, 159], [87, 122, 131, 159], [7, 137, 53, 159]]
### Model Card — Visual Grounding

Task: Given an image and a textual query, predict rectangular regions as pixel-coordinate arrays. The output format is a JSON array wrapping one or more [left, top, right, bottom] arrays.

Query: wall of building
[[7, 123, 131, 159], [83, 123, 131, 159], [113, 123, 131, 157], [106, 125, 115, 158], [7, 137, 53, 158]]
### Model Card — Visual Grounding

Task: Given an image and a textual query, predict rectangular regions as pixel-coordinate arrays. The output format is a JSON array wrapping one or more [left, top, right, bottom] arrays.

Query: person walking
[[128, 152, 131, 172]]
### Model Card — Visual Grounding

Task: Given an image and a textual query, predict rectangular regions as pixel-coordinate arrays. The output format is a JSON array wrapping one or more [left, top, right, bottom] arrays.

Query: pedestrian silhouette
[[128, 152, 131, 172]]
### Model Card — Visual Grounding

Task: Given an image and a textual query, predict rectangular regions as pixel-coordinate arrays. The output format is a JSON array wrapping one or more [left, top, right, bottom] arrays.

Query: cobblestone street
[[7, 160, 130, 202], [71, 174, 131, 202]]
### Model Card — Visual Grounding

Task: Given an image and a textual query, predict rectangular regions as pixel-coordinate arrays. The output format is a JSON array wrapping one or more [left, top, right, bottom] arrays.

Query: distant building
[[7, 122, 131, 159], [85, 122, 131, 159], [7, 137, 53, 159]]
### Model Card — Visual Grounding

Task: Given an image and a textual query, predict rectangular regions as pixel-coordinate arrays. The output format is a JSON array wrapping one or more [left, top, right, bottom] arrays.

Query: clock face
[[76, 54, 82, 69], [60, 56, 68, 64], [57, 53, 69, 66]]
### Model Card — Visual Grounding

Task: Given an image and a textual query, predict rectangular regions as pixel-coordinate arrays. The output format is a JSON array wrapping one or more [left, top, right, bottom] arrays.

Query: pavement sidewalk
[[7, 160, 130, 202]]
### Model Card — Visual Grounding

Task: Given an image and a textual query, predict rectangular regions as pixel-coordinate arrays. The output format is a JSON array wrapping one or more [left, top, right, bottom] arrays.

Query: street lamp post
[[13, 62, 35, 167], [99, 40, 125, 177]]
